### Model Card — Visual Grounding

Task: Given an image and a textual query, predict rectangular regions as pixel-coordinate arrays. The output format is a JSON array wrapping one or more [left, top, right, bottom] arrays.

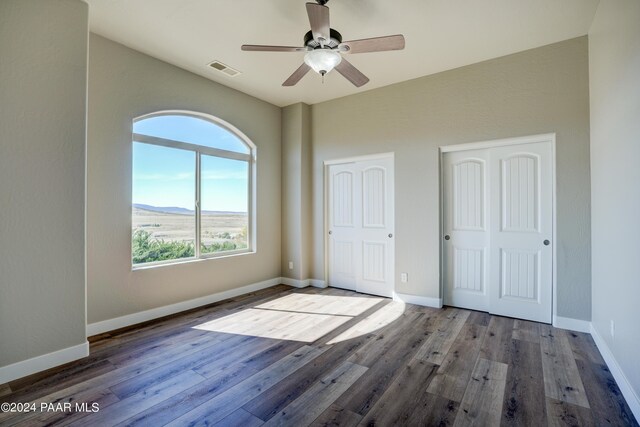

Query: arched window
[[131, 112, 255, 267]]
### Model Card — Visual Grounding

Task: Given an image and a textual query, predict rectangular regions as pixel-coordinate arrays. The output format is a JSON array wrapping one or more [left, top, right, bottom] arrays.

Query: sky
[[132, 115, 249, 212]]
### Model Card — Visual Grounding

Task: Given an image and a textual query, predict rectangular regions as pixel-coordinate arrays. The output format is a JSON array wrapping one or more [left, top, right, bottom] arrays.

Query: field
[[132, 207, 247, 245]]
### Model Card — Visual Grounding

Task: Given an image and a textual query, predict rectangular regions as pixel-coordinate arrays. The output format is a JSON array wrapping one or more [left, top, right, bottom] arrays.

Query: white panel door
[[327, 156, 394, 297], [442, 139, 553, 323], [442, 149, 490, 311], [357, 158, 394, 297], [489, 142, 553, 323], [328, 164, 357, 291]]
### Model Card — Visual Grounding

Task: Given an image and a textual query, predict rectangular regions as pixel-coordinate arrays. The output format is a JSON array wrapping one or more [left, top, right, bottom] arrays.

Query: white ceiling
[[87, 0, 600, 107]]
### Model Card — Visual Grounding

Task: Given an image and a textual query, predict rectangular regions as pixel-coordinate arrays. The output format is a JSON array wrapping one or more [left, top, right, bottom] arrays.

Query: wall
[[281, 103, 313, 281], [87, 35, 281, 324], [311, 37, 591, 320], [0, 0, 88, 369], [589, 0, 640, 403]]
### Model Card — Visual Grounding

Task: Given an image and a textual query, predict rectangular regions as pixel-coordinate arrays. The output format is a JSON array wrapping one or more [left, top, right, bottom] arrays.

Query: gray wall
[[281, 103, 313, 280], [589, 0, 640, 400], [87, 35, 282, 324], [0, 0, 88, 366], [310, 37, 592, 320]]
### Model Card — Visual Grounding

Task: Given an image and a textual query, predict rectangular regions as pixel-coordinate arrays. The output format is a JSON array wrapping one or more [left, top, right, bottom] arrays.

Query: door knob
[[328, 230, 332, 235], [543, 239, 550, 246], [388, 233, 393, 238], [444, 235, 450, 240]]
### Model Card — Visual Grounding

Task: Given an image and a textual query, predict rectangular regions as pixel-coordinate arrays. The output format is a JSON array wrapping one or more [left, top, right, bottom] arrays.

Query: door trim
[[323, 152, 395, 294], [324, 151, 395, 165], [440, 133, 556, 153], [439, 133, 557, 323]]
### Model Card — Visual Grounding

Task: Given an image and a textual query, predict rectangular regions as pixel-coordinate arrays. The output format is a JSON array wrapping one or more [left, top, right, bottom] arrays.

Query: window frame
[[131, 111, 256, 269]]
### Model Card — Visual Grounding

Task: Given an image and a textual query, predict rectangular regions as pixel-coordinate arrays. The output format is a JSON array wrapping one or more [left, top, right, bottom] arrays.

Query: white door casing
[[326, 154, 395, 298], [442, 137, 554, 323]]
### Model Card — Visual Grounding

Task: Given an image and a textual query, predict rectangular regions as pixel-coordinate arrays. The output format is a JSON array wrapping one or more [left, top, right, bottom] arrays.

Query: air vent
[[207, 60, 241, 77]]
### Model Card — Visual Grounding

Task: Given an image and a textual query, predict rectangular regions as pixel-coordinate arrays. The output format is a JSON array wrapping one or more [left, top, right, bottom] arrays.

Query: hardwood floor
[[0, 285, 637, 426]]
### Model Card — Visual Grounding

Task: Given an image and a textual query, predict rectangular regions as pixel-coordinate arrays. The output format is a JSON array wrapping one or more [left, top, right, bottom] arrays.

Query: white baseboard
[[87, 277, 329, 337], [4, 282, 639, 424], [393, 292, 443, 308], [86, 277, 283, 336], [309, 279, 327, 288], [279, 277, 326, 289], [1, 277, 322, 384], [0, 341, 89, 384], [279, 277, 309, 288], [552, 315, 591, 333], [590, 324, 640, 422]]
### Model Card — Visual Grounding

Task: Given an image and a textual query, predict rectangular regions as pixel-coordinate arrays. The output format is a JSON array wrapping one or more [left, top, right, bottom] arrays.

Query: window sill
[[131, 249, 255, 272]]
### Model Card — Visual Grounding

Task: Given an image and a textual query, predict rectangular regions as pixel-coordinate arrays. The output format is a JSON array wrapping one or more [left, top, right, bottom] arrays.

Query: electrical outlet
[[610, 320, 615, 338], [288, 261, 293, 270], [400, 272, 408, 283]]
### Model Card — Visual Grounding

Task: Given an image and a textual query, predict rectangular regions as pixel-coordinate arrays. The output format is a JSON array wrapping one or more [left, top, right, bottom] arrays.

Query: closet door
[[356, 157, 394, 297], [327, 162, 358, 291], [327, 155, 395, 297], [442, 149, 490, 311], [489, 142, 553, 323], [442, 139, 553, 323]]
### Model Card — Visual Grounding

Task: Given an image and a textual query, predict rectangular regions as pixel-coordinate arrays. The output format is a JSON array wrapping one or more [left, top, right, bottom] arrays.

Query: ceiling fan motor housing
[[304, 29, 342, 49]]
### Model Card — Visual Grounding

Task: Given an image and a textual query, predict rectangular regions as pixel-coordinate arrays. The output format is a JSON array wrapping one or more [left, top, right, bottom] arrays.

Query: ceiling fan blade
[[242, 45, 308, 52], [283, 63, 311, 86], [306, 2, 330, 44], [335, 58, 369, 87], [340, 34, 405, 54]]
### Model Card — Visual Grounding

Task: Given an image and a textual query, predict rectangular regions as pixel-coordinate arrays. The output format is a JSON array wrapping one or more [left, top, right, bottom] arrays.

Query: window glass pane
[[132, 142, 196, 264], [200, 155, 249, 254], [134, 115, 249, 154]]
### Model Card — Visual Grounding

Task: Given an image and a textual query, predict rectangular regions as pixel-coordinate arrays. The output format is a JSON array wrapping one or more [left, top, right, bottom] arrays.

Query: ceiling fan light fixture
[[304, 49, 342, 76], [242, 1, 404, 86]]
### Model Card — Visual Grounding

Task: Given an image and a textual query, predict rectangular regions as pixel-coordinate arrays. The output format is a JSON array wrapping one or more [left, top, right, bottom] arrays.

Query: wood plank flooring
[[0, 285, 637, 426]]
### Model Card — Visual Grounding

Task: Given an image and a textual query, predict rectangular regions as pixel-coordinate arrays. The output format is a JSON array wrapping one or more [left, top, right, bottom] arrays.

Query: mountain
[[133, 204, 193, 215], [133, 203, 246, 215]]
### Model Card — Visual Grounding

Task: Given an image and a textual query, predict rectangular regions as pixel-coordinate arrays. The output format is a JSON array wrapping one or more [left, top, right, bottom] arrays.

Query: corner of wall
[[590, 323, 640, 421], [0, 342, 89, 384]]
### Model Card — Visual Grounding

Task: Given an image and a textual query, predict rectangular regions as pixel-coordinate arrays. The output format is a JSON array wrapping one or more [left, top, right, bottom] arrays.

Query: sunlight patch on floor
[[194, 308, 352, 342], [254, 292, 383, 316], [193, 292, 401, 343], [327, 300, 406, 344]]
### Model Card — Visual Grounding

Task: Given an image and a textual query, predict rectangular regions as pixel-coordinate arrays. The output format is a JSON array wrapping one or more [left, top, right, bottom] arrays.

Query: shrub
[[132, 229, 248, 263], [201, 240, 248, 254], [132, 229, 194, 264]]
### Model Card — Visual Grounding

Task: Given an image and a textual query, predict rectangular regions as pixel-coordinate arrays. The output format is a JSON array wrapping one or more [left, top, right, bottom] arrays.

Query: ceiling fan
[[241, 0, 405, 87]]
